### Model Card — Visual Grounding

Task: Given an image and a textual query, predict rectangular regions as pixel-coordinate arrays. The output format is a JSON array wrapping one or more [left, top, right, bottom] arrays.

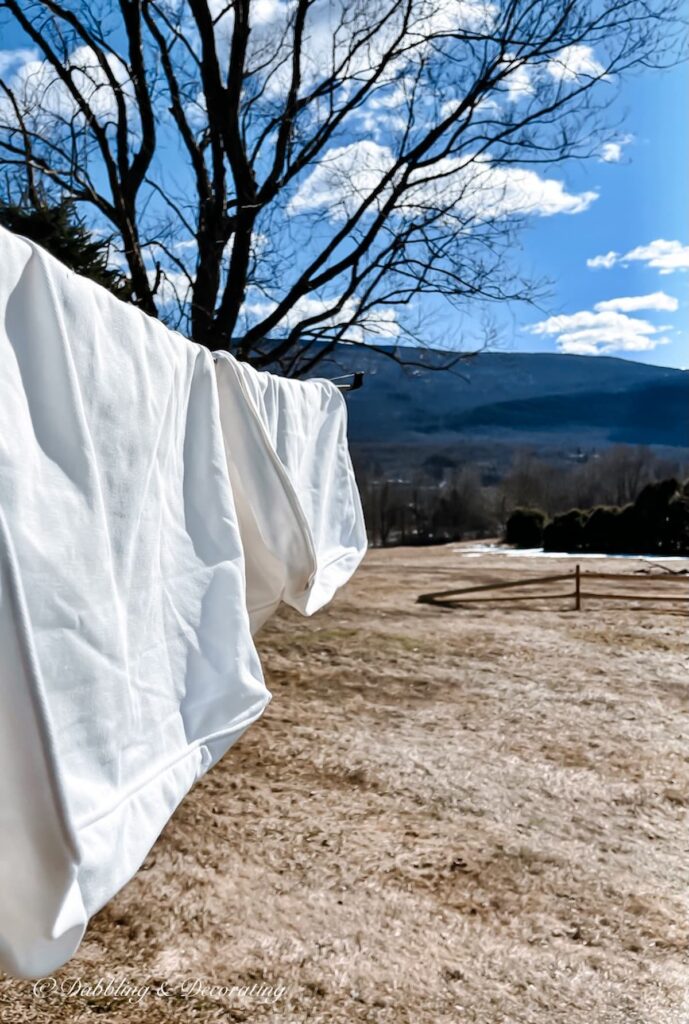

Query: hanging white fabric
[[0, 226, 365, 978], [214, 352, 367, 632]]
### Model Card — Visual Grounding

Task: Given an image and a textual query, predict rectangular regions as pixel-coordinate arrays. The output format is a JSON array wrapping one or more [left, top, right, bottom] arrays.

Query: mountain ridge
[[305, 347, 689, 449]]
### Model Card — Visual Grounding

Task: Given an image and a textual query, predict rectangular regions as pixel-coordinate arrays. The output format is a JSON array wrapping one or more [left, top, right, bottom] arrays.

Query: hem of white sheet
[[11, 694, 271, 979], [295, 546, 367, 616], [76, 690, 273, 908], [74, 693, 271, 831]]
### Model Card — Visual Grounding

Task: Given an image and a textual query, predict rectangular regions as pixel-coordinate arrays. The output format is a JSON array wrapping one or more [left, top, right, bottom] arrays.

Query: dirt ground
[[2, 544, 689, 1024]]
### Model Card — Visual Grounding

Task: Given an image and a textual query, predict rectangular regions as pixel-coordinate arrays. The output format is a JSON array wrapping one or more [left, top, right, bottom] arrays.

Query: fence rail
[[417, 565, 688, 612]]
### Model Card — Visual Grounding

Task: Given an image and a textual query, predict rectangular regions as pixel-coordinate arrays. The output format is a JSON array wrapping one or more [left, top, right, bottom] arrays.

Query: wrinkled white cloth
[[214, 353, 366, 631], [0, 226, 365, 978]]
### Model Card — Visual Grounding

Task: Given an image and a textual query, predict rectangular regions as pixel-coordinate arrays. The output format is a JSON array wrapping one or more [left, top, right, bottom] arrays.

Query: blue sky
[[496, 62, 688, 369], [0, 7, 686, 368]]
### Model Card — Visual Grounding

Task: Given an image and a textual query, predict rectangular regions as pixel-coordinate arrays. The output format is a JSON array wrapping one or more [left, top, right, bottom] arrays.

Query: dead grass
[[2, 543, 689, 1023]]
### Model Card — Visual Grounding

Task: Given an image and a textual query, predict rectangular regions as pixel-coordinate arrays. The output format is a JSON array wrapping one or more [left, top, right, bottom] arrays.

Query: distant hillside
[[447, 378, 687, 447], [307, 347, 689, 450]]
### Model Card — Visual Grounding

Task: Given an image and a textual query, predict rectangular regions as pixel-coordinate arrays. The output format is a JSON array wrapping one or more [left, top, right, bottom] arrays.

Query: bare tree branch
[[0, 0, 683, 369]]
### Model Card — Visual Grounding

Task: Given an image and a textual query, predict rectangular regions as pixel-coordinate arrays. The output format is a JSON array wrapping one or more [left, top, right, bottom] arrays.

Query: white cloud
[[547, 44, 606, 83], [500, 57, 534, 103], [288, 140, 597, 221], [600, 142, 622, 163], [251, 0, 290, 24], [243, 292, 401, 342], [586, 251, 618, 270], [149, 268, 192, 307], [0, 48, 38, 76], [599, 134, 633, 163], [288, 140, 390, 216], [369, 81, 412, 111], [586, 239, 689, 275], [467, 163, 597, 218], [439, 95, 498, 120], [410, 0, 498, 36], [351, 92, 412, 138], [525, 308, 672, 355], [594, 292, 678, 313], [209, 0, 292, 62], [256, 0, 497, 101], [0, 45, 134, 126], [622, 239, 689, 275]]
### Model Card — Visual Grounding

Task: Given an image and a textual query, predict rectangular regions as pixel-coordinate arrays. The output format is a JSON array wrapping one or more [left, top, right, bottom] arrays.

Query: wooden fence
[[417, 565, 689, 612]]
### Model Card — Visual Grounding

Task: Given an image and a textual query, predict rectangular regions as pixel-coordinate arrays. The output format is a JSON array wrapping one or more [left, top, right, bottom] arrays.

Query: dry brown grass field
[[2, 544, 689, 1024]]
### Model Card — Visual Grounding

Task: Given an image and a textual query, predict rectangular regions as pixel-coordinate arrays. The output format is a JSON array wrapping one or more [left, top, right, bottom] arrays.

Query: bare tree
[[498, 442, 688, 520], [0, 0, 683, 372], [590, 444, 657, 506]]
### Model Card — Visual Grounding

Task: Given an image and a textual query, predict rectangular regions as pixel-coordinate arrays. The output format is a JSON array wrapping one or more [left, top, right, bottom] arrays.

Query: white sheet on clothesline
[[0, 226, 365, 978]]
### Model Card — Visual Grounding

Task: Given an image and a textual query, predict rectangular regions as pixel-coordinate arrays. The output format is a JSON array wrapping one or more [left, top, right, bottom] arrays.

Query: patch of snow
[[454, 545, 688, 562]]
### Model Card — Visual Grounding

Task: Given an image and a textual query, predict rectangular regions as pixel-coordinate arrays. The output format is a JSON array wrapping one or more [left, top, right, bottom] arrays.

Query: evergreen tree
[[0, 201, 132, 301]]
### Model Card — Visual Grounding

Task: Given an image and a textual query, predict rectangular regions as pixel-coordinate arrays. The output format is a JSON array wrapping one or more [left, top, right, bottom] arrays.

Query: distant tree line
[[506, 478, 689, 555], [359, 465, 498, 547], [356, 445, 689, 549]]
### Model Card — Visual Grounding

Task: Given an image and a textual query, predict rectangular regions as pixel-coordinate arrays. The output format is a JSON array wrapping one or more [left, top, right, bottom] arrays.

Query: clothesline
[[209, 353, 365, 393], [327, 371, 365, 392]]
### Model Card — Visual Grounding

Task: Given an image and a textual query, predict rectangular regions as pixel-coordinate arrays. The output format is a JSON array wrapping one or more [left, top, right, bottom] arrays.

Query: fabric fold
[[213, 352, 367, 631]]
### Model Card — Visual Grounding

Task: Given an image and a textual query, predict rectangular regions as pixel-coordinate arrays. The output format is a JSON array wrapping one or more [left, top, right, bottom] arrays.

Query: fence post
[[575, 564, 581, 611]]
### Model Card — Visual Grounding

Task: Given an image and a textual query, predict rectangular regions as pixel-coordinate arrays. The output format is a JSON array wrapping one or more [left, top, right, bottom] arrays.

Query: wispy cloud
[[599, 134, 633, 163], [547, 45, 606, 82], [587, 239, 689, 275], [499, 56, 535, 103], [622, 240, 689, 274], [242, 292, 401, 342], [0, 44, 134, 126], [601, 143, 623, 163], [0, 48, 38, 76], [288, 140, 597, 221], [525, 307, 672, 355], [587, 251, 618, 270], [594, 292, 678, 313]]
